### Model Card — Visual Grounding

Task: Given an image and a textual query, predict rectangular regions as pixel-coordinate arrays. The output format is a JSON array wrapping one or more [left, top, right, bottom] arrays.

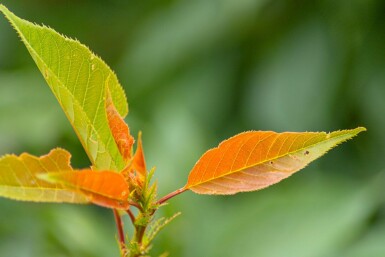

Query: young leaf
[[121, 132, 147, 186], [40, 170, 130, 209], [132, 132, 147, 178], [106, 89, 134, 163], [185, 127, 366, 195], [0, 148, 88, 203], [0, 5, 128, 171]]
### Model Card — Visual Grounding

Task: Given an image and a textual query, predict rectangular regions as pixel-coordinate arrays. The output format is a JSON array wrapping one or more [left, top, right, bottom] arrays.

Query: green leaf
[[0, 148, 88, 203], [0, 5, 128, 171]]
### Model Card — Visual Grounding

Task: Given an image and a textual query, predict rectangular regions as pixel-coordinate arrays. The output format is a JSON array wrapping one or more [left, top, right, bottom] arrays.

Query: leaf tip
[[356, 126, 367, 133], [0, 4, 11, 20], [0, 4, 16, 20], [328, 126, 367, 140], [349, 126, 366, 134]]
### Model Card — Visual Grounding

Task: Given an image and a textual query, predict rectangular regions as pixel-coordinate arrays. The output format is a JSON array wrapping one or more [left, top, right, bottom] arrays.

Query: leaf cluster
[[0, 4, 366, 257]]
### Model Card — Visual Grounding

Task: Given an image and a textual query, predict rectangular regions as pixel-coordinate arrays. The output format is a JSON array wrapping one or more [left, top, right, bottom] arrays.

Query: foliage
[[0, 2, 376, 256], [185, 129, 365, 194], [0, 148, 87, 203]]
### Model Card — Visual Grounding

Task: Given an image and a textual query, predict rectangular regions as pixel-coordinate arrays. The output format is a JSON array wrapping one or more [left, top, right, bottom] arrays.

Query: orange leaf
[[185, 128, 366, 195], [132, 131, 147, 178], [0, 148, 88, 203], [106, 89, 134, 163], [121, 132, 147, 186], [40, 170, 130, 209]]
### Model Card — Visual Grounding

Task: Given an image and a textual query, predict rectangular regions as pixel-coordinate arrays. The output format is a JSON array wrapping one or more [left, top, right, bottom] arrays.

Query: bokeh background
[[0, 0, 385, 256]]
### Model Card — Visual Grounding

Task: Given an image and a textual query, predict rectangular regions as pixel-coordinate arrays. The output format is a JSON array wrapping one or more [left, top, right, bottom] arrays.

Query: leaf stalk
[[157, 187, 187, 205], [113, 209, 127, 256]]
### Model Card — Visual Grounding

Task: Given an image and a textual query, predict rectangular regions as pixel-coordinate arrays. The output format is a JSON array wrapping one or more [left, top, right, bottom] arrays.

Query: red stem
[[128, 201, 143, 212], [113, 209, 126, 254], [126, 208, 136, 225], [157, 187, 187, 205]]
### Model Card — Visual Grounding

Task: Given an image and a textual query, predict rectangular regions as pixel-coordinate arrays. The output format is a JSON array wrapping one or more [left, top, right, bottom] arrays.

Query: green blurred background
[[0, 0, 384, 256]]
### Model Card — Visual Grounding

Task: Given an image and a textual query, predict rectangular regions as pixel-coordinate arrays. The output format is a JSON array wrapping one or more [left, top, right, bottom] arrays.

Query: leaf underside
[[185, 127, 366, 195], [40, 170, 130, 209], [0, 5, 128, 171], [0, 149, 88, 203], [106, 89, 134, 163]]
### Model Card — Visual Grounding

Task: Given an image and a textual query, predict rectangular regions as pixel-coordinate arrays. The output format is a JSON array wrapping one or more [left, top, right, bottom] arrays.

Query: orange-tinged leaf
[[185, 127, 366, 195], [0, 149, 88, 203], [40, 170, 130, 209], [132, 131, 147, 178], [106, 89, 134, 163], [121, 132, 147, 186]]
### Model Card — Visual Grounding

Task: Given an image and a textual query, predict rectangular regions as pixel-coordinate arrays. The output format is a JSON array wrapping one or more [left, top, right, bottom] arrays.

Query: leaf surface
[[121, 132, 147, 185], [40, 170, 130, 209], [0, 149, 88, 203], [185, 127, 366, 195], [0, 5, 128, 171], [106, 89, 134, 163], [132, 132, 147, 178]]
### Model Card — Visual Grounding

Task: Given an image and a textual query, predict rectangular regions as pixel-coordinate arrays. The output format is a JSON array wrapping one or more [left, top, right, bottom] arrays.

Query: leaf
[[40, 170, 130, 209], [185, 127, 366, 195], [0, 148, 88, 203], [132, 131, 147, 178], [106, 89, 134, 163], [121, 131, 147, 186], [0, 5, 128, 171]]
